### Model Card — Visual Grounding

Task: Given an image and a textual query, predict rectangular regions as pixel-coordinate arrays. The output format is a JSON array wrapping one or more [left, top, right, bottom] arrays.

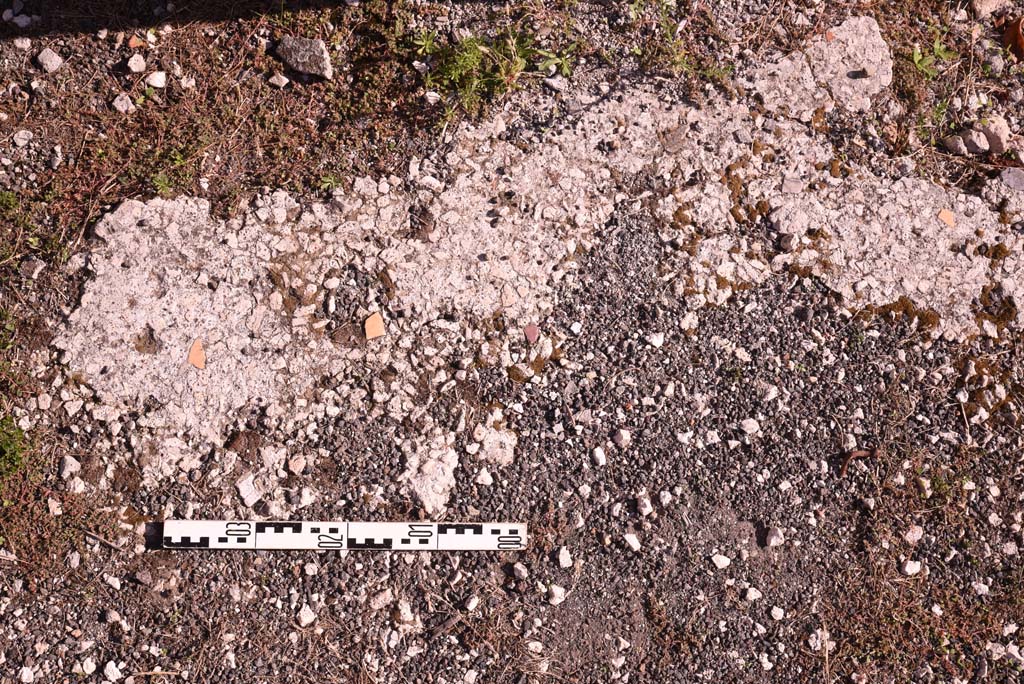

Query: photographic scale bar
[[161, 521, 527, 551]]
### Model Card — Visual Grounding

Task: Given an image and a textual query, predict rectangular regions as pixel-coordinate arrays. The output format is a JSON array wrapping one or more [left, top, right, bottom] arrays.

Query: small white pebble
[[297, 604, 317, 627], [901, 560, 922, 576], [904, 525, 924, 545], [637, 493, 654, 517], [145, 70, 167, 88], [623, 533, 641, 552], [711, 553, 731, 570]]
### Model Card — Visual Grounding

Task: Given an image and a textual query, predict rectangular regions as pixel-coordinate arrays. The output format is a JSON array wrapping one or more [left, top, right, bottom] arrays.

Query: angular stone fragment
[[972, 0, 1012, 19], [297, 604, 316, 627], [112, 92, 136, 113], [976, 115, 1012, 154], [275, 36, 333, 79], [127, 54, 145, 73], [942, 134, 968, 156], [145, 71, 167, 88], [35, 47, 63, 73], [963, 128, 990, 155], [236, 473, 260, 507], [59, 455, 81, 479]]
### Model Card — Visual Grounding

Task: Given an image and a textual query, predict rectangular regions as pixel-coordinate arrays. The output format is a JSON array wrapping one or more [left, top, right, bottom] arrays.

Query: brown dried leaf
[[1005, 17, 1024, 60]]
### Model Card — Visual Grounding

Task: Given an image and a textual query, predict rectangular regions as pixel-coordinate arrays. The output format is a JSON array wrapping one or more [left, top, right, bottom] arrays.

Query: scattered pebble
[[236, 473, 260, 507], [112, 92, 136, 114], [645, 331, 665, 348], [475, 467, 493, 486], [127, 53, 146, 73], [145, 71, 167, 88], [542, 75, 567, 92], [35, 47, 63, 73], [104, 661, 122, 682], [901, 559, 922, 576], [557, 546, 573, 568], [59, 455, 81, 479], [297, 604, 316, 627], [623, 533, 641, 552], [547, 584, 566, 606], [637, 493, 654, 517], [711, 553, 731, 569]]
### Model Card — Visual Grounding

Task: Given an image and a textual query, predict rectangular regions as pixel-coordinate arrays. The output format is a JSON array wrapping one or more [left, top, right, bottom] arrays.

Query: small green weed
[[151, 172, 174, 196], [412, 29, 439, 56], [536, 42, 577, 77], [425, 29, 575, 114], [318, 174, 344, 191], [134, 86, 156, 106], [0, 310, 16, 352], [0, 416, 26, 482], [0, 191, 17, 214], [912, 30, 958, 79]]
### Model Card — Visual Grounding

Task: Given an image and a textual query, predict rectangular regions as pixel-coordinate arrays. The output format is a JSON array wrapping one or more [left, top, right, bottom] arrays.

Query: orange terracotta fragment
[[187, 339, 206, 369], [365, 312, 385, 340]]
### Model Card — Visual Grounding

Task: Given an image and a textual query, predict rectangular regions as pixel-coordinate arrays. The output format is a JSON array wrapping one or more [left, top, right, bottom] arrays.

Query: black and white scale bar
[[160, 521, 527, 551]]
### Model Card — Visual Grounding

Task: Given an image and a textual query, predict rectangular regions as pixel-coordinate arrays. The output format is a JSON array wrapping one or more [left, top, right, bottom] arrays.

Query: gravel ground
[[2, 1, 1024, 683]]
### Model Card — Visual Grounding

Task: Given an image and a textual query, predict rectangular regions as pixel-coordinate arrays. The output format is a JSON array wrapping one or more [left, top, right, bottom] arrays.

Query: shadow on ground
[[0, 0, 376, 35]]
